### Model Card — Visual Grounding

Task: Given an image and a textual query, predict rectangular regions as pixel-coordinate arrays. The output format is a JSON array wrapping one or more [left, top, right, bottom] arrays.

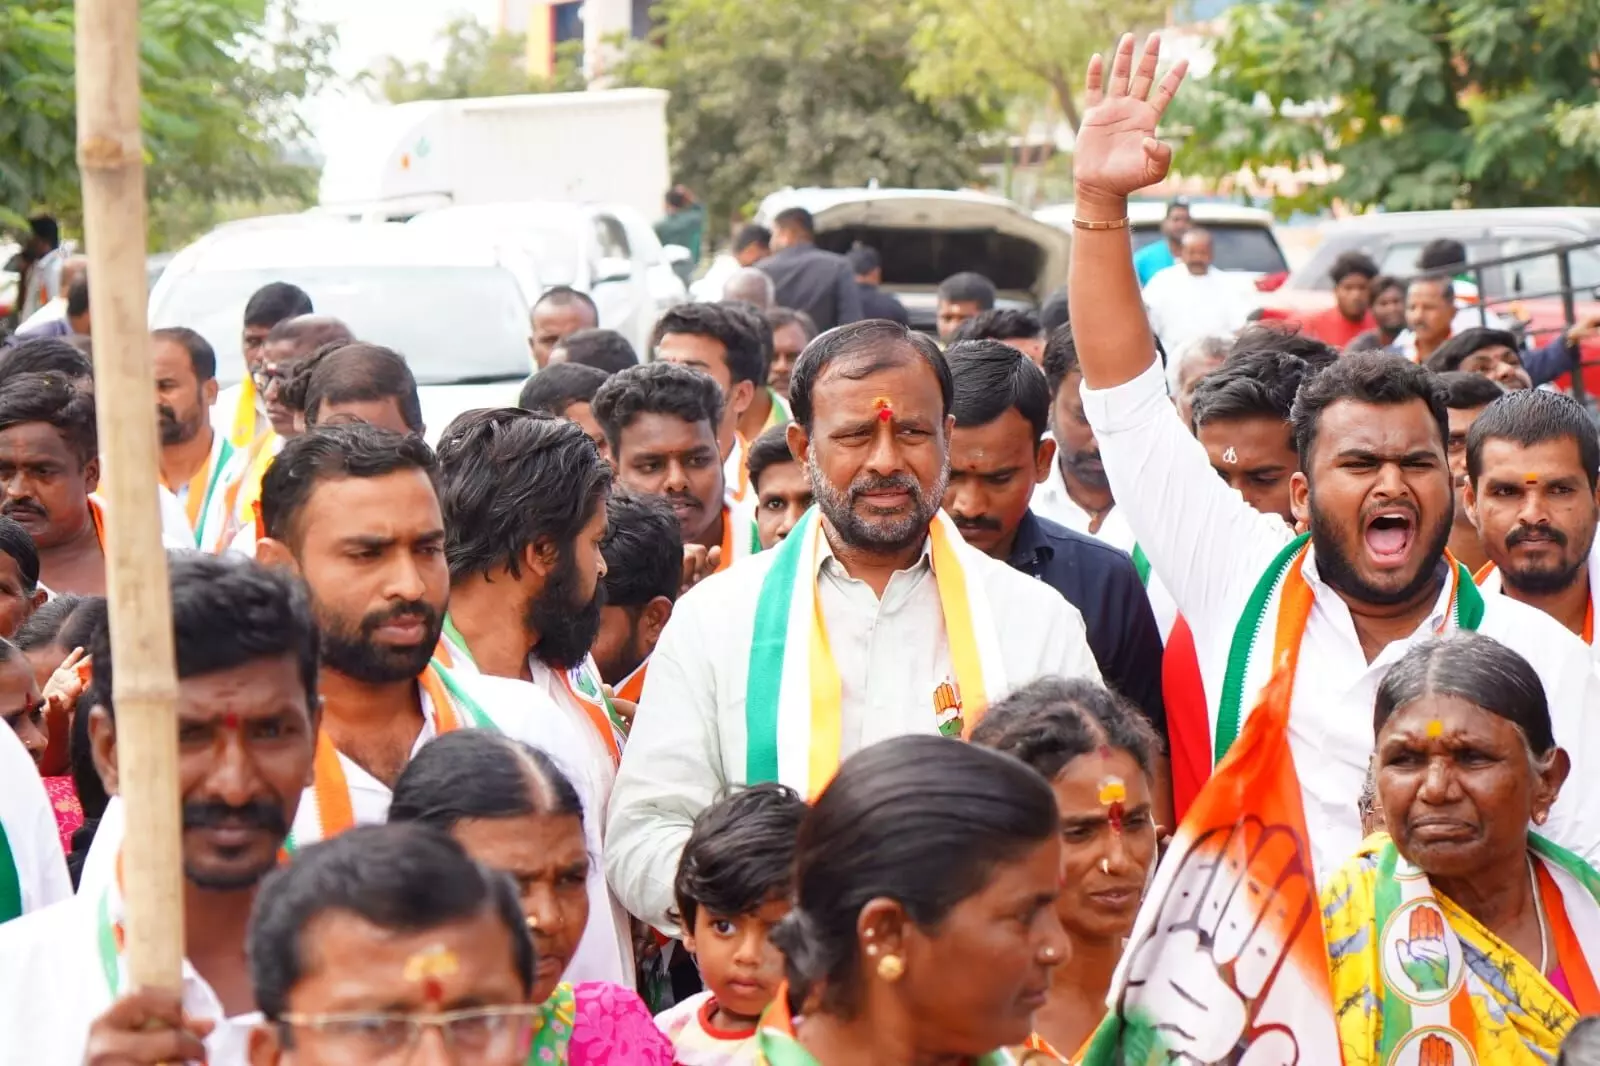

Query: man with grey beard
[[605, 319, 1098, 933]]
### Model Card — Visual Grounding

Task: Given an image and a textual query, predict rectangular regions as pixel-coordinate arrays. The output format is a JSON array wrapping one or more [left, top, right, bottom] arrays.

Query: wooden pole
[[76, 0, 184, 989]]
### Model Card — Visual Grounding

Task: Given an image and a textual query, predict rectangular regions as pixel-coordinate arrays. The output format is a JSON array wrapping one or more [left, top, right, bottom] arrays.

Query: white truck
[[316, 88, 672, 224]]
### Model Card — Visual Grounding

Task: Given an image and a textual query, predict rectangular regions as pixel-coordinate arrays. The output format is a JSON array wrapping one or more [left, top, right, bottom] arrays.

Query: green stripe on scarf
[[1215, 534, 1308, 765], [1131, 543, 1151, 587], [1372, 843, 1414, 1064], [0, 820, 21, 922], [745, 509, 812, 783]]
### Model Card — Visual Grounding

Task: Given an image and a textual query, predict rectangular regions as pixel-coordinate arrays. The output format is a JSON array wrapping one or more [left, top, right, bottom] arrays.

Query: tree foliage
[[374, 17, 584, 103], [1169, 0, 1600, 213], [0, 0, 334, 246], [615, 0, 996, 226], [906, 0, 1168, 132]]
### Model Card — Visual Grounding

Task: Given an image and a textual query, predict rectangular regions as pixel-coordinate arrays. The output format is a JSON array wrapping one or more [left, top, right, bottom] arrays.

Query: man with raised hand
[[1064, 32, 1600, 875]]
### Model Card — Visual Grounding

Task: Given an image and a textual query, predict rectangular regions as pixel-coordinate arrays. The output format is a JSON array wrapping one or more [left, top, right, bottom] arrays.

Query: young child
[[655, 782, 806, 1063]]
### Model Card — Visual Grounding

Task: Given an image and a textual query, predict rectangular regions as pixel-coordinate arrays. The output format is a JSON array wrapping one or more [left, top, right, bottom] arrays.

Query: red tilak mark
[[877, 406, 893, 422], [1107, 801, 1125, 836], [220, 711, 241, 731], [423, 976, 444, 1005]]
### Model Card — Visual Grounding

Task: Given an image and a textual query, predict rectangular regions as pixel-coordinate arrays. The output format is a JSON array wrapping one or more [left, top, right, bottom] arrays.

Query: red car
[[1258, 208, 1600, 395]]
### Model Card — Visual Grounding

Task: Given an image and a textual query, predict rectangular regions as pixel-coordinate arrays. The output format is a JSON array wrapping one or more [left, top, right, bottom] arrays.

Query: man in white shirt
[[153, 328, 252, 554], [0, 553, 317, 1066], [1065, 65, 1600, 879], [1141, 229, 1253, 368], [690, 223, 771, 302], [1466, 389, 1600, 661], [605, 319, 1101, 932]]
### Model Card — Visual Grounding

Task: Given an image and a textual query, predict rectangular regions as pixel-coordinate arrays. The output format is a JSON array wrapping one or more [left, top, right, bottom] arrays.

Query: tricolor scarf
[[166, 434, 250, 553], [755, 984, 1027, 1065], [745, 508, 1006, 797], [763, 388, 793, 433], [717, 503, 762, 573], [0, 820, 20, 922], [724, 434, 752, 506], [613, 658, 649, 704], [1132, 542, 1211, 822], [283, 663, 491, 853], [1213, 533, 1483, 763]]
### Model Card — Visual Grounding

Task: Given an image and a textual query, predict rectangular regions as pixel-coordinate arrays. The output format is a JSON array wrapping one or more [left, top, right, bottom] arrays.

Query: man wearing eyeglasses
[[215, 282, 315, 453], [0, 553, 320, 1064], [246, 824, 540, 1066]]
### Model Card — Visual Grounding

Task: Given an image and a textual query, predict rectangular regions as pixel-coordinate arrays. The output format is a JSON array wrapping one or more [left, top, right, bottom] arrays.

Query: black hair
[[747, 423, 798, 492], [947, 339, 1050, 440], [1408, 274, 1456, 304], [591, 362, 724, 454], [772, 208, 815, 238], [552, 328, 638, 375], [602, 491, 682, 608], [1039, 289, 1070, 334], [249, 823, 535, 1021], [733, 223, 772, 254], [14, 593, 83, 651], [649, 302, 766, 388], [65, 275, 89, 319], [436, 408, 612, 583], [788, 320, 952, 433], [263, 316, 354, 360], [151, 326, 217, 383], [389, 730, 583, 832], [260, 423, 438, 545], [286, 342, 424, 433], [517, 363, 610, 417], [535, 285, 599, 321], [720, 301, 774, 379], [1329, 251, 1379, 285], [0, 338, 94, 386], [1424, 328, 1523, 375], [1375, 634, 1554, 755], [243, 282, 314, 329], [1370, 274, 1406, 300], [1289, 352, 1448, 471], [1229, 323, 1340, 372], [1437, 371, 1505, 411], [1417, 239, 1469, 273], [0, 371, 96, 464], [1466, 388, 1600, 491], [665, 188, 691, 210], [1042, 324, 1079, 397], [948, 308, 1044, 345], [28, 216, 59, 247], [971, 677, 1164, 781], [771, 735, 1056, 1017], [675, 783, 806, 933], [86, 553, 319, 721], [765, 307, 818, 344], [936, 272, 997, 310], [845, 243, 879, 276], [1191, 350, 1309, 431], [0, 516, 40, 594], [1164, 198, 1191, 218]]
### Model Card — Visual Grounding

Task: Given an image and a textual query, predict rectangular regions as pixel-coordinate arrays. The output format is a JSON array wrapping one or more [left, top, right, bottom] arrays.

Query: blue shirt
[[1006, 510, 1166, 736], [1133, 240, 1176, 287]]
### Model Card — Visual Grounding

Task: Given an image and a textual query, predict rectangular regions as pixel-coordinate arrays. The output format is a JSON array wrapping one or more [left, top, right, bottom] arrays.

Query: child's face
[[684, 897, 792, 1022]]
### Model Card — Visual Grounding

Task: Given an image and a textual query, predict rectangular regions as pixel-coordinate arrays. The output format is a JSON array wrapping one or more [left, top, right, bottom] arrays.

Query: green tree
[[906, 0, 1169, 132], [0, 0, 335, 247], [1168, 0, 1600, 213], [615, 0, 996, 227], [375, 17, 585, 103]]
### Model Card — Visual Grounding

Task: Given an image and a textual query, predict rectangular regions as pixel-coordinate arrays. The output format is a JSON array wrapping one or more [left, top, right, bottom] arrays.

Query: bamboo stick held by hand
[[76, 0, 185, 991]]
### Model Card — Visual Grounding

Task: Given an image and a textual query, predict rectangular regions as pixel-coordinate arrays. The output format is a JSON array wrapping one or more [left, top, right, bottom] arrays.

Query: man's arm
[[1524, 315, 1600, 387], [603, 595, 729, 934], [835, 258, 864, 325]]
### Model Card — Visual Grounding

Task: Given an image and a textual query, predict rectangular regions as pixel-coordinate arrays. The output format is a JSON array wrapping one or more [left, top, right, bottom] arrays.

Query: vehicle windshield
[[1133, 223, 1289, 274], [150, 266, 531, 386], [409, 215, 581, 287]]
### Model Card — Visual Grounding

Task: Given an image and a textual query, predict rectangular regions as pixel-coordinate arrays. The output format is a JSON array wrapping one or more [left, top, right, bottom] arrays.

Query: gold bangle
[[1073, 217, 1131, 231]]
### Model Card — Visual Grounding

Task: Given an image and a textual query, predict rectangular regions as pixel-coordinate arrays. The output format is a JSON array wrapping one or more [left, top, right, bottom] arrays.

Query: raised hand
[[1074, 33, 1190, 206]]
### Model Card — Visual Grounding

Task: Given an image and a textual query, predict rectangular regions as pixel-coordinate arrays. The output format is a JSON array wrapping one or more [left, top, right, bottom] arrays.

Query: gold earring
[[876, 954, 905, 982]]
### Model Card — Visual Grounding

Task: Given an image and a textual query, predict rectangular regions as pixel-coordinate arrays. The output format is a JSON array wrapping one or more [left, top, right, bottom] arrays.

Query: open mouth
[[1363, 511, 1415, 567]]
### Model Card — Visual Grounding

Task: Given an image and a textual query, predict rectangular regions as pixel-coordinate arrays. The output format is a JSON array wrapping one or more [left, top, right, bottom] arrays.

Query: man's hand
[[1566, 313, 1600, 346], [1073, 34, 1190, 207], [43, 646, 88, 720], [602, 684, 638, 728], [681, 544, 721, 595], [84, 987, 213, 1066]]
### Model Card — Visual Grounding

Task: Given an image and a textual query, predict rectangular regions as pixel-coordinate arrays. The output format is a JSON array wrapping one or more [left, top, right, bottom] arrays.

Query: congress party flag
[[1079, 664, 1339, 1066]]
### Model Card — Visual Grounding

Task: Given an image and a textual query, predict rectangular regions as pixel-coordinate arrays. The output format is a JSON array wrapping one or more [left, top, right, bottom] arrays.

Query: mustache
[[1507, 524, 1567, 549], [663, 490, 701, 509], [157, 405, 177, 424], [848, 473, 920, 498], [952, 514, 1003, 533], [360, 600, 438, 635], [183, 800, 288, 835], [2, 499, 45, 519]]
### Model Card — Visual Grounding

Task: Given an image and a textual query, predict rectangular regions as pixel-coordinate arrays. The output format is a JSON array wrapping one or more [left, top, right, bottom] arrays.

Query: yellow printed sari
[[1323, 833, 1600, 1066]]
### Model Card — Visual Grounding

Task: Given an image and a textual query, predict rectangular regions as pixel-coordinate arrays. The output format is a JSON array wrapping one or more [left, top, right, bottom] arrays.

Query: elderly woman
[[971, 678, 1162, 1063], [1324, 633, 1600, 1065], [761, 734, 1069, 1065]]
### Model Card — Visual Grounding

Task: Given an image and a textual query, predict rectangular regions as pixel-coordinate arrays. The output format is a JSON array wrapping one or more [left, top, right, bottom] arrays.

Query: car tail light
[[1255, 271, 1288, 292]]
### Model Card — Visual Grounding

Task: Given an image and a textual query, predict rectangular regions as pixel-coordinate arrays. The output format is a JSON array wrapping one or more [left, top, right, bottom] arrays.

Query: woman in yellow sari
[[1324, 634, 1600, 1066]]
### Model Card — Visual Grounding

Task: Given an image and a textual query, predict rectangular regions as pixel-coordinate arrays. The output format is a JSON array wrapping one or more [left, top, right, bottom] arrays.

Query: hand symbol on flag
[[1418, 1033, 1457, 1066], [1394, 906, 1450, 994], [1121, 816, 1313, 1064]]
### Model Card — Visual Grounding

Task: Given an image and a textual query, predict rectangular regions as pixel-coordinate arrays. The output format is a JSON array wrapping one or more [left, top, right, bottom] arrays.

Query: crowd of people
[[0, 28, 1598, 1066]]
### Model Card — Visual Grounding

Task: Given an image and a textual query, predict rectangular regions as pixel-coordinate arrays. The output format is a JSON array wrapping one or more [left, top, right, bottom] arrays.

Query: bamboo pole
[[76, 0, 184, 990]]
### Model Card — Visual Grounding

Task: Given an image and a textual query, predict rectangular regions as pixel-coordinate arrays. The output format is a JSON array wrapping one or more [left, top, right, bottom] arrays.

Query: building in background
[[499, 0, 655, 80]]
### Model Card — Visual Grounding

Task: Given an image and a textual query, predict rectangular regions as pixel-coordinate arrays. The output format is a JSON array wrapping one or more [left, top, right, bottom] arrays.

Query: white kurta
[[1477, 538, 1600, 664], [0, 723, 70, 923]]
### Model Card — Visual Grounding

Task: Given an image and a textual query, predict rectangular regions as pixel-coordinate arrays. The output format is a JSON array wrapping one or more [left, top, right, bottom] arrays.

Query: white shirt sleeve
[[604, 589, 730, 935], [0, 725, 70, 916], [1079, 361, 1294, 636]]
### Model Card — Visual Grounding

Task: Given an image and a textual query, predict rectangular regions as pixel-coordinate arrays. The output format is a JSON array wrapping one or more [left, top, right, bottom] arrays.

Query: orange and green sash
[[745, 508, 1006, 797], [716, 503, 762, 573], [1474, 561, 1594, 644]]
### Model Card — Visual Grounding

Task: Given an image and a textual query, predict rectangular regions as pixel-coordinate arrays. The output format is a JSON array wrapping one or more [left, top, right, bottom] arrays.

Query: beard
[[159, 402, 203, 446], [527, 549, 605, 672], [316, 597, 443, 684], [1309, 495, 1454, 607], [806, 449, 948, 554], [1061, 446, 1109, 492], [1502, 523, 1593, 596]]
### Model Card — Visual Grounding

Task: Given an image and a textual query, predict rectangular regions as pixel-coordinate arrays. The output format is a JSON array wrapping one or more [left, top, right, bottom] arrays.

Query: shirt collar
[[815, 519, 933, 580], [1302, 544, 1456, 635]]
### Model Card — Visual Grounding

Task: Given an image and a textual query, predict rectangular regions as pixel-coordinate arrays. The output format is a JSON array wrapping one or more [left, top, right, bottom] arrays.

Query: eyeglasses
[[275, 1005, 540, 1063], [251, 365, 287, 391]]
